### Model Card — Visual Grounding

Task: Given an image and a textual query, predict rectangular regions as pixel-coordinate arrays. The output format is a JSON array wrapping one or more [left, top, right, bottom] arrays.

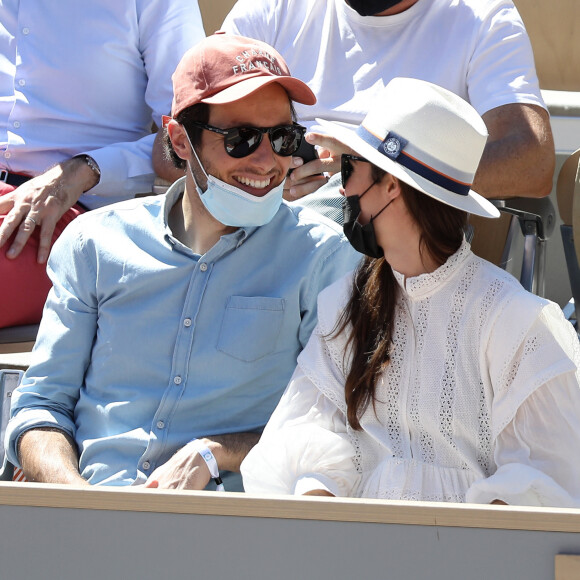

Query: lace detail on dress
[[438, 260, 475, 468], [347, 424, 363, 474], [402, 240, 471, 299], [381, 303, 407, 458], [504, 334, 540, 395], [375, 488, 465, 503], [480, 277, 503, 329], [476, 379, 492, 475], [409, 299, 435, 462]]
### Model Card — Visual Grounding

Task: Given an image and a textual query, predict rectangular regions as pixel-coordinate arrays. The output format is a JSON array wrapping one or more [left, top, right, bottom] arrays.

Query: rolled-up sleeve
[[6, 219, 99, 466]]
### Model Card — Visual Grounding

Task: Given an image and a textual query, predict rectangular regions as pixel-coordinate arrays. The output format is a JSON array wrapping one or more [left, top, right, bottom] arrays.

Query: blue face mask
[[185, 132, 284, 228]]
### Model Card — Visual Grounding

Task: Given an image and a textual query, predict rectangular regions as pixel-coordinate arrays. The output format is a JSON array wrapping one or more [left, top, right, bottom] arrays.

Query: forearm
[[18, 428, 88, 485], [474, 104, 555, 199]]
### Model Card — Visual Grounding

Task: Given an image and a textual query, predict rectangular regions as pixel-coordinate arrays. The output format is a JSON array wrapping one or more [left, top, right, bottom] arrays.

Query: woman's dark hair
[[163, 98, 298, 169], [334, 165, 468, 430]]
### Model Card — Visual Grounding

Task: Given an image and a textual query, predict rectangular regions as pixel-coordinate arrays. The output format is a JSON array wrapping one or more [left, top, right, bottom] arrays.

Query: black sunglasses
[[341, 154, 371, 187], [188, 122, 306, 159]]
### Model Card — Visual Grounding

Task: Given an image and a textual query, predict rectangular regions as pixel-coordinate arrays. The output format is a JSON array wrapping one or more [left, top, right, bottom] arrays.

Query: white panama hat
[[317, 77, 500, 219]]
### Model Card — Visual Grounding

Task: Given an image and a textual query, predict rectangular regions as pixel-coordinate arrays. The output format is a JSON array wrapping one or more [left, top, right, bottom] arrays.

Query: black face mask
[[347, 0, 406, 17], [342, 192, 392, 259]]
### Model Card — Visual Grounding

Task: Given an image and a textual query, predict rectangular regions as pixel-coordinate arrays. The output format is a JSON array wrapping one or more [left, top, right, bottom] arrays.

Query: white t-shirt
[[241, 242, 580, 507], [222, 0, 545, 132]]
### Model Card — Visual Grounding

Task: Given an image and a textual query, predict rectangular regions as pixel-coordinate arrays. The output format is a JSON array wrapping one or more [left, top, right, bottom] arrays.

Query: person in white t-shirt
[[240, 78, 580, 508], [220, 0, 554, 207]]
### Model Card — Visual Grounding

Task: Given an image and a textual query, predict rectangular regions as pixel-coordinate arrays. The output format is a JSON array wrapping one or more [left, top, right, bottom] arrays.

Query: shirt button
[[142, 461, 151, 470], [184, 318, 192, 327], [199, 262, 207, 272], [22, 27, 30, 35], [157, 420, 165, 430], [18, 79, 25, 86], [173, 376, 182, 385], [13, 121, 20, 128], [4, 152, 10, 159]]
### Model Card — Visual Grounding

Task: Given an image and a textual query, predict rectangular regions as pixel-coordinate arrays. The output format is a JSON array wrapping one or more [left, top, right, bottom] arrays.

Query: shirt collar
[[393, 238, 472, 299]]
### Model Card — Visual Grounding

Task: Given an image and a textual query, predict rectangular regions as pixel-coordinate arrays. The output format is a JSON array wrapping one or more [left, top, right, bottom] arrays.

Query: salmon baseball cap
[[171, 32, 316, 117]]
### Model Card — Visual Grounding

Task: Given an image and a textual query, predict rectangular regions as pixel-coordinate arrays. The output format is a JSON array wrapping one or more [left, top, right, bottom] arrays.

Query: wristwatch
[[73, 154, 101, 183]]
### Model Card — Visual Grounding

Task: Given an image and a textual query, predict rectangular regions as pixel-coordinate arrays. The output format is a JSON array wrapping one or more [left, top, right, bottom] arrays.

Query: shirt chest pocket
[[218, 296, 286, 362]]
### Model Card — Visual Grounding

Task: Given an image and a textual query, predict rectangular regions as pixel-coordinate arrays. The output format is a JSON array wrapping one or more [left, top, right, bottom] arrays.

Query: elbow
[[529, 157, 556, 198], [529, 126, 557, 199], [519, 141, 556, 199]]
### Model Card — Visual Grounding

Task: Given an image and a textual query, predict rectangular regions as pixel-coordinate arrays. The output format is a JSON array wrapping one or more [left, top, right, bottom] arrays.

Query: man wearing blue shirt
[[5, 34, 359, 490]]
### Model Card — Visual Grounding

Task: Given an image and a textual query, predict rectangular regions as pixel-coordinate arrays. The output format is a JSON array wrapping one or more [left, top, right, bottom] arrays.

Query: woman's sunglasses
[[341, 154, 370, 187], [187, 122, 306, 159]]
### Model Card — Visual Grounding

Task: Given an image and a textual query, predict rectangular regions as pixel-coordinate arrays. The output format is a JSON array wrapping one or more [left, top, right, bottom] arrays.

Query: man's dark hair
[[163, 103, 210, 170]]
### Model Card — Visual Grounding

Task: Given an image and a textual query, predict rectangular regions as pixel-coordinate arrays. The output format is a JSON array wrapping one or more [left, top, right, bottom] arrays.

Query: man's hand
[[0, 157, 99, 263], [144, 439, 214, 490], [283, 132, 354, 201], [144, 432, 260, 490]]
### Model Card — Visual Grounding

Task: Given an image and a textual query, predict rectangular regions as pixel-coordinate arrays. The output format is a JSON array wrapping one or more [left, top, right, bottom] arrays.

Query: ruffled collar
[[392, 239, 473, 300]]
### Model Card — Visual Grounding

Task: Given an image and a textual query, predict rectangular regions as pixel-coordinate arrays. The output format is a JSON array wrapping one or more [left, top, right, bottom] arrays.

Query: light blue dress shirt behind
[[0, 0, 205, 205], [6, 179, 359, 487]]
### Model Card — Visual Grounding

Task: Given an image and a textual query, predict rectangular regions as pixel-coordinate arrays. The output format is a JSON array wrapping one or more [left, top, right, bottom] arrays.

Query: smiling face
[[197, 83, 294, 198]]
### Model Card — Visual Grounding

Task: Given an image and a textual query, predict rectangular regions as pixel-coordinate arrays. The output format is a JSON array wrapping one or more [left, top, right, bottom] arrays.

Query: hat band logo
[[381, 133, 407, 159], [356, 125, 472, 197]]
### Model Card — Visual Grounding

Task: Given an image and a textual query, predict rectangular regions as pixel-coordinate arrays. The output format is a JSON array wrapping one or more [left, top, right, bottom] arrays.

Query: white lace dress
[[241, 242, 580, 506]]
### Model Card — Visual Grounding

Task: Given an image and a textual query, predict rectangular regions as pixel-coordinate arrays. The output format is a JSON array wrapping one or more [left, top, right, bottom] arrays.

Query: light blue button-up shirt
[[6, 179, 359, 487]]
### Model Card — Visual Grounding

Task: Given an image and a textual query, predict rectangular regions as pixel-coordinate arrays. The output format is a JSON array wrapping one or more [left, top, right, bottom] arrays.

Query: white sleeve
[[466, 374, 580, 508], [221, 0, 276, 45], [466, 2, 545, 115], [241, 365, 360, 497], [84, 0, 206, 199], [467, 299, 580, 508]]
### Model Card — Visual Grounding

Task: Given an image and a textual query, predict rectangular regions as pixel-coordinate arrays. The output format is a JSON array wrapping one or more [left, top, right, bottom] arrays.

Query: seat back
[[0, 368, 23, 480], [556, 148, 580, 325], [470, 197, 555, 296], [0, 324, 38, 354]]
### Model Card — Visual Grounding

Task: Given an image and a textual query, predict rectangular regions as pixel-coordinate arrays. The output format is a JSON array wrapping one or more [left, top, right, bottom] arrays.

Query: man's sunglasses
[[341, 154, 371, 187], [187, 122, 306, 159]]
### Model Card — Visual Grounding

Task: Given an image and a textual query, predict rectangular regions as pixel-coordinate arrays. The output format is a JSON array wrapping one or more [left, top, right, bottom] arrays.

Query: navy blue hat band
[[357, 126, 471, 197]]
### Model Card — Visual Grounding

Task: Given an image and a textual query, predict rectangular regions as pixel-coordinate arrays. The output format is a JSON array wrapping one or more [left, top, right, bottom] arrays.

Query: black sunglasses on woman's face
[[341, 154, 371, 187]]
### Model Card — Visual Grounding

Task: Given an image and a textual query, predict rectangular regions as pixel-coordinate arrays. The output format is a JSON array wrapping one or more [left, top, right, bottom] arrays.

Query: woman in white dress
[[241, 78, 580, 507]]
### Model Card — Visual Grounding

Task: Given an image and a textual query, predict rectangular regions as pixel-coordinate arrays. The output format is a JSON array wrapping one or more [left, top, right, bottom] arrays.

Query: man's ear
[[167, 121, 191, 161]]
